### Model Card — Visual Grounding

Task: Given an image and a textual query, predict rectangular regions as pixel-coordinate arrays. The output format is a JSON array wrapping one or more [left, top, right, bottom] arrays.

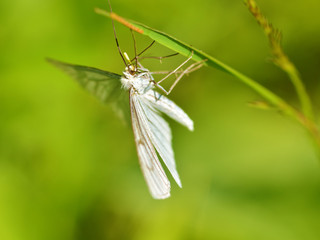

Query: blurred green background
[[1, 0, 320, 239]]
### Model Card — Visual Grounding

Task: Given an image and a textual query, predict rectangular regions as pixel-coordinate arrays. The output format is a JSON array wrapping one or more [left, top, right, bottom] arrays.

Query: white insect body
[[121, 63, 193, 199], [121, 65, 155, 94], [49, 0, 202, 199]]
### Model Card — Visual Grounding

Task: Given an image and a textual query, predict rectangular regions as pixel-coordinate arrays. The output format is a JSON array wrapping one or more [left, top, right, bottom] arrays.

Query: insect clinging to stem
[[48, 0, 205, 199]]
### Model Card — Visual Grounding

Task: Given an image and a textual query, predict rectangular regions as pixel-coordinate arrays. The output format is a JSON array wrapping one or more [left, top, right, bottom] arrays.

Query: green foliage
[[1, 0, 320, 240], [95, 5, 320, 158], [245, 0, 314, 120]]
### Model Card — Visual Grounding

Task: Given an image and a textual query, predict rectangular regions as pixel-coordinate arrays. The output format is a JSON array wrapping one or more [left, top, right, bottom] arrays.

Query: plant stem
[[245, 0, 314, 121], [95, 7, 320, 158], [282, 62, 314, 120]]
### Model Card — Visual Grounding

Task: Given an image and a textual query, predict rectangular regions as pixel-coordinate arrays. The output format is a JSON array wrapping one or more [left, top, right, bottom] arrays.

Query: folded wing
[[47, 58, 130, 124], [130, 89, 171, 199], [139, 95, 182, 188], [143, 90, 194, 131]]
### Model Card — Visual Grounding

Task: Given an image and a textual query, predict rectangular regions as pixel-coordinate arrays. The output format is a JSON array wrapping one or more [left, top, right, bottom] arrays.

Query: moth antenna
[[137, 40, 155, 58], [107, 0, 127, 66], [130, 29, 138, 68]]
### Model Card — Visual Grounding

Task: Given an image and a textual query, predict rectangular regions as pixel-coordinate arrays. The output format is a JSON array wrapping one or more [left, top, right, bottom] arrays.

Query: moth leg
[[165, 59, 207, 95], [130, 29, 138, 68], [137, 53, 179, 64], [154, 58, 207, 95], [131, 40, 155, 63], [157, 52, 194, 85], [152, 89, 163, 101]]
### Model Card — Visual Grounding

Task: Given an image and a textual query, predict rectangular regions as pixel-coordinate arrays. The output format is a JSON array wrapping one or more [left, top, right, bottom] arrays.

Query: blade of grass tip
[[245, 0, 314, 121], [245, 0, 320, 158], [95, 8, 320, 158], [94, 8, 300, 121]]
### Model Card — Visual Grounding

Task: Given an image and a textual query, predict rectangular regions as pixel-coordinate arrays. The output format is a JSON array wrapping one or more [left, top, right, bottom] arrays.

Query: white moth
[[48, 0, 203, 199], [121, 59, 193, 199], [48, 55, 195, 199]]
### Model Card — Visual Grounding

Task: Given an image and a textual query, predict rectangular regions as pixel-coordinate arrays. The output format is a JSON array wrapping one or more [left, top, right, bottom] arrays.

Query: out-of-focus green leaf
[[247, 100, 274, 110]]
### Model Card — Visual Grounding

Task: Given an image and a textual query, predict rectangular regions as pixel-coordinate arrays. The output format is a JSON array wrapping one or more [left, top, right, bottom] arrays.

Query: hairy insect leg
[[155, 59, 207, 95], [137, 53, 179, 64], [131, 40, 156, 63], [166, 60, 207, 94], [157, 52, 194, 86]]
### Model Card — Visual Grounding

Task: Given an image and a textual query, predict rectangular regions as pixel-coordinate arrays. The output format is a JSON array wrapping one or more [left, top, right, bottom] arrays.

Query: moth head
[[127, 64, 137, 75], [123, 52, 137, 75]]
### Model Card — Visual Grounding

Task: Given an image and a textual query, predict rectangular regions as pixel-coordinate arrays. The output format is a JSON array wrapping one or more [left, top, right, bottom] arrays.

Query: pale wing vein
[[139, 96, 182, 187], [144, 90, 194, 131], [130, 89, 170, 199]]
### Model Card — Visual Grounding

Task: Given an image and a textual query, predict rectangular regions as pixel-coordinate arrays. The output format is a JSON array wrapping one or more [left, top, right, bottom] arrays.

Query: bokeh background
[[1, 0, 320, 239]]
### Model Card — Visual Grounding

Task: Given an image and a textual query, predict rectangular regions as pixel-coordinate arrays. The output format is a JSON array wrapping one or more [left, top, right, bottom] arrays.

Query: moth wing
[[144, 90, 194, 131], [139, 95, 182, 187], [130, 89, 171, 199], [47, 58, 130, 124]]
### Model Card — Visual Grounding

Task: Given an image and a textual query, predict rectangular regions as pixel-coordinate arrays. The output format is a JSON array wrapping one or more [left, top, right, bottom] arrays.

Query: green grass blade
[[245, 0, 314, 121], [94, 9, 320, 154], [94, 9, 298, 118]]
